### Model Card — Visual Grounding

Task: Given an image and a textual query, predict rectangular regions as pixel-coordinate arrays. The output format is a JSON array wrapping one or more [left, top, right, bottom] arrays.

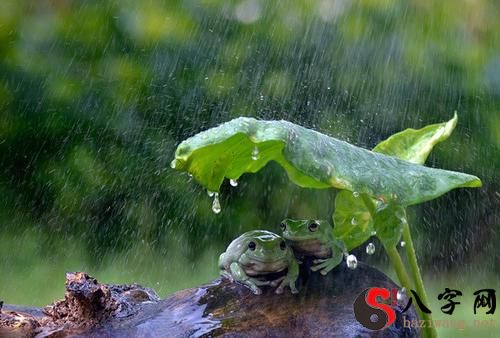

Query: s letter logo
[[353, 288, 396, 330]]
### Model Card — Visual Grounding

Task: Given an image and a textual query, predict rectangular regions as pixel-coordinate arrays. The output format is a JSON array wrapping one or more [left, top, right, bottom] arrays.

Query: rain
[[0, 1, 498, 337]]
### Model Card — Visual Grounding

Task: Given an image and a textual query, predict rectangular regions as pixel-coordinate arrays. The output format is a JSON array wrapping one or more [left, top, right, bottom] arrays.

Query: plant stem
[[402, 221, 438, 338], [385, 246, 412, 291], [385, 245, 435, 338]]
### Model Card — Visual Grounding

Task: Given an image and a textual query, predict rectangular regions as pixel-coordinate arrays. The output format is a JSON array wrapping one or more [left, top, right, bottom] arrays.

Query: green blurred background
[[0, 0, 498, 336]]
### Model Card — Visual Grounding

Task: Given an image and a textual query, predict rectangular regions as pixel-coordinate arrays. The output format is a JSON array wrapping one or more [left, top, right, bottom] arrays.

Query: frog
[[218, 230, 299, 295], [280, 219, 346, 275]]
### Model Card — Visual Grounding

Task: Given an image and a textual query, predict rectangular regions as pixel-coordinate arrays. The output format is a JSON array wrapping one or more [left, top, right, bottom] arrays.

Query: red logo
[[353, 288, 397, 330]]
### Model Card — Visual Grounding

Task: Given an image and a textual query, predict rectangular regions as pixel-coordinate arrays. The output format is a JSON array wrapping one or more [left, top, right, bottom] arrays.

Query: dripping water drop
[[251, 146, 260, 160], [212, 193, 221, 214], [397, 287, 406, 300], [366, 242, 375, 255], [346, 254, 358, 269]]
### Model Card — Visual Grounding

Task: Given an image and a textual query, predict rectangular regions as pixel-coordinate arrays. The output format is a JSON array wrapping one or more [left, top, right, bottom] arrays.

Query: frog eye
[[308, 222, 319, 232], [280, 241, 287, 250], [248, 241, 256, 251], [280, 222, 287, 231]]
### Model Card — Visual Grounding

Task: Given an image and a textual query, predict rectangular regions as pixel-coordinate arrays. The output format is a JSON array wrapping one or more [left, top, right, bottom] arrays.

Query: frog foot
[[251, 286, 262, 295], [311, 257, 341, 275], [275, 277, 299, 294], [220, 270, 235, 282], [242, 277, 271, 295], [269, 276, 285, 287]]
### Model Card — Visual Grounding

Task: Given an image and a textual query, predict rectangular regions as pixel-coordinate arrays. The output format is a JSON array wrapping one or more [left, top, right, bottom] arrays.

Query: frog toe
[[313, 259, 327, 264], [220, 271, 234, 282], [270, 280, 279, 287], [257, 280, 271, 286], [290, 284, 299, 294], [252, 287, 262, 295], [270, 276, 285, 287]]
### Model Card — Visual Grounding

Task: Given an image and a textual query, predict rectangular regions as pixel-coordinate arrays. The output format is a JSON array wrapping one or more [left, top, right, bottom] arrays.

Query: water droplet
[[353, 191, 360, 198], [259, 94, 264, 101], [212, 193, 221, 214], [207, 190, 215, 197], [366, 242, 375, 255], [229, 179, 238, 187], [251, 146, 260, 160], [326, 166, 332, 176], [351, 217, 357, 225], [188, 173, 193, 178], [400, 241, 406, 247], [371, 231, 377, 236], [397, 287, 406, 300], [346, 254, 358, 269], [170, 160, 177, 169]]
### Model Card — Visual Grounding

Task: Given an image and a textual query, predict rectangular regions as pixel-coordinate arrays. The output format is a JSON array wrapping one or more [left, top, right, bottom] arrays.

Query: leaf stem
[[385, 246, 433, 338], [385, 246, 412, 291], [402, 221, 437, 338]]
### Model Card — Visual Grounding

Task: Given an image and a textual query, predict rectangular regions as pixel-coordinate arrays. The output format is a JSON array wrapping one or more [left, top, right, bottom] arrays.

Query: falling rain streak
[[0, 0, 495, 312]]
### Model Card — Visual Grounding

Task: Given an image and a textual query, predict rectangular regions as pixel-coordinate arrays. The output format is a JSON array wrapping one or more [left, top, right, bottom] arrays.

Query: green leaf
[[373, 113, 457, 164], [173, 117, 481, 206], [373, 204, 407, 248], [333, 191, 375, 251], [332, 114, 465, 250]]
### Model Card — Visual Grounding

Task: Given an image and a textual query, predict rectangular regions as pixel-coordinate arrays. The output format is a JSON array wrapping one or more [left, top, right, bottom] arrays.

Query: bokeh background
[[0, 0, 498, 336]]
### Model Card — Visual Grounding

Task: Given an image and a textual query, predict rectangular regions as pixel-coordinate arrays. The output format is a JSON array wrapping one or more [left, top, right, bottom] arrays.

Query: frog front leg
[[274, 258, 299, 294], [229, 262, 270, 295], [310, 248, 343, 275]]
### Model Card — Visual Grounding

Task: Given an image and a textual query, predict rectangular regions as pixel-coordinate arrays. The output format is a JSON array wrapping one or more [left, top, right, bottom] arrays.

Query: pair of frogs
[[218, 219, 346, 295]]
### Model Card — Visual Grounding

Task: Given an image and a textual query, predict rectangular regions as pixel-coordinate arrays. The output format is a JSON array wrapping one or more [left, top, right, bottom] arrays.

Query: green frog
[[280, 219, 346, 275], [218, 230, 299, 295]]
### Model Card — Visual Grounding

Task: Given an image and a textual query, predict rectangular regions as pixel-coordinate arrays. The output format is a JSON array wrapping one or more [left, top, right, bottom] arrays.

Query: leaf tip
[[459, 174, 482, 189], [448, 111, 458, 129], [469, 177, 482, 188], [175, 142, 191, 157]]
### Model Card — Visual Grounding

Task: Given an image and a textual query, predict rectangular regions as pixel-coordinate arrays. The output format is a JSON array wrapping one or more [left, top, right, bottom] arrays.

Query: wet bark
[[1, 262, 420, 337]]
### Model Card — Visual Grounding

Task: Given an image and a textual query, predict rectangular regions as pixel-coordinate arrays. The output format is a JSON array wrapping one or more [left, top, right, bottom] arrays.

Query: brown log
[[1, 262, 420, 337]]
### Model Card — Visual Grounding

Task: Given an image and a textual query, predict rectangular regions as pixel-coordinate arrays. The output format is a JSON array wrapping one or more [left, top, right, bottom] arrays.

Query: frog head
[[280, 219, 336, 257], [280, 219, 332, 241], [243, 230, 289, 263]]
